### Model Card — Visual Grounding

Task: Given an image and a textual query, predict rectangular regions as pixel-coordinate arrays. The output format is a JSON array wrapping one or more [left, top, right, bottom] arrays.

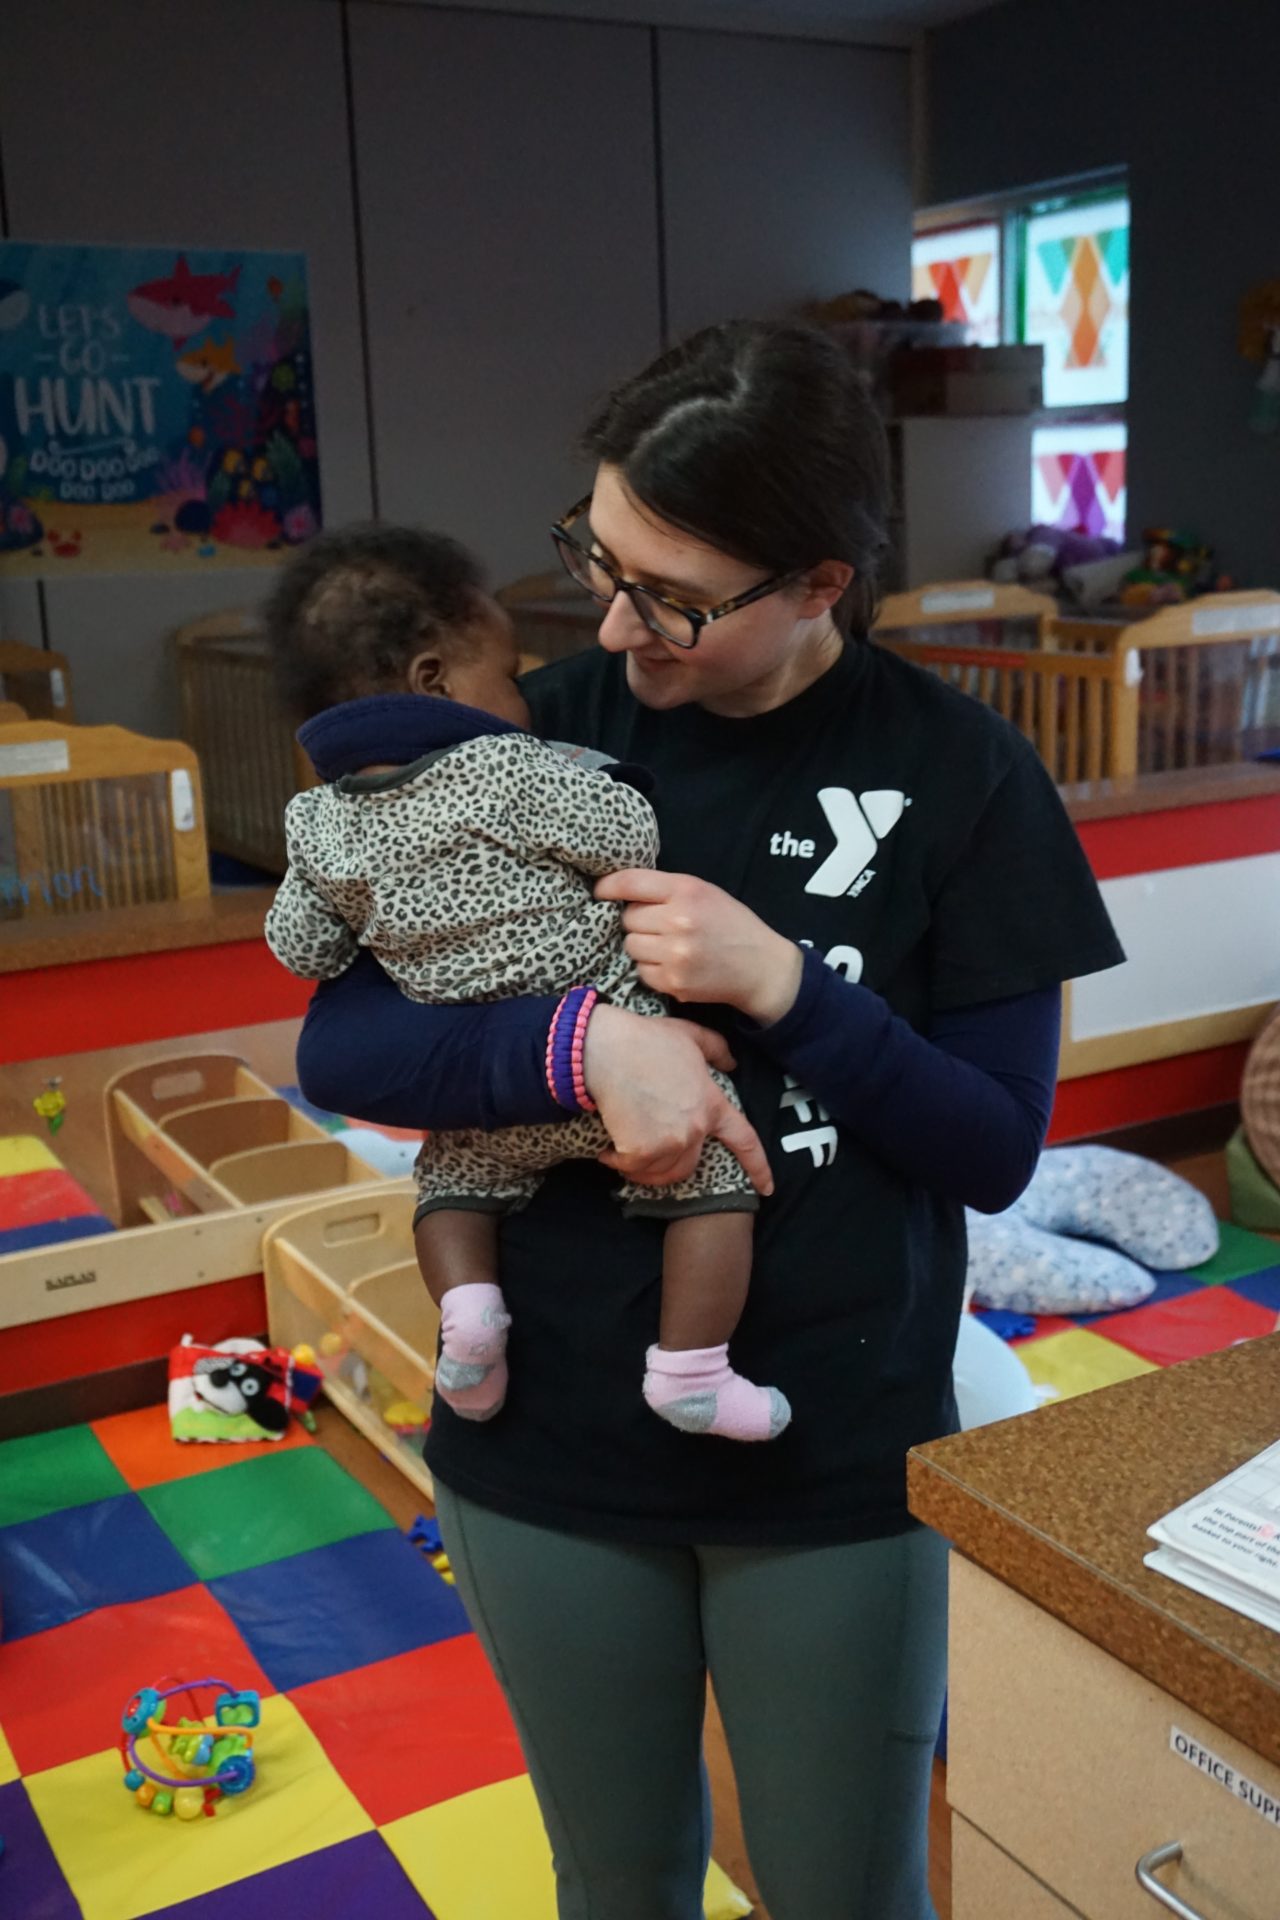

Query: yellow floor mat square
[[23, 1692, 372, 1920], [0, 1715, 17, 1786], [1018, 1327, 1157, 1402], [383, 1771, 752, 1918]]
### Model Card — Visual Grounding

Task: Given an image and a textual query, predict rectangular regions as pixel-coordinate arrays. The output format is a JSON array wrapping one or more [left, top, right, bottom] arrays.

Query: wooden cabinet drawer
[[953, 1814, 1085, 1919], [948, 1556, 1280, 1920]]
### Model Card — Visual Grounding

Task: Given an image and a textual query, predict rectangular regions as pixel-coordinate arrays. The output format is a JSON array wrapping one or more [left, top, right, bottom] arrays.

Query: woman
[[296, 320, 1123, 1919]]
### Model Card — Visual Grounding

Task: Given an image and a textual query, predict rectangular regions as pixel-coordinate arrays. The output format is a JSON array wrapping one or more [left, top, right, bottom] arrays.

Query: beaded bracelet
[[545, 986, 599, 1112]]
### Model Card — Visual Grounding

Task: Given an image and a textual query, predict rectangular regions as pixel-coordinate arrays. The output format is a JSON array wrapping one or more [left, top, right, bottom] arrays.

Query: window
[[1031, 420, 1127, 544], [910, 222, 1001, 346], [913, 183, 1129, 545]]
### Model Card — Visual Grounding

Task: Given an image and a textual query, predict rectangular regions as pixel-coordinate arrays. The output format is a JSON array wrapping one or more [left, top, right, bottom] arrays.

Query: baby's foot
[[436, 1283, 512, 1421], [643, 1343, 791, 1442]]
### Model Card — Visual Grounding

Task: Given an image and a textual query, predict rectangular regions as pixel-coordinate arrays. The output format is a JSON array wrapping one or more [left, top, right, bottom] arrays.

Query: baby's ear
[[406, 649, 449, 697]]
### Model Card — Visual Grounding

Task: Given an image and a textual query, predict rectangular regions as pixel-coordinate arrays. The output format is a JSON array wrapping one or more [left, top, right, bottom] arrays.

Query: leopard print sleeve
[[496, 734, 660, 879], [264, 797, 362, 981]]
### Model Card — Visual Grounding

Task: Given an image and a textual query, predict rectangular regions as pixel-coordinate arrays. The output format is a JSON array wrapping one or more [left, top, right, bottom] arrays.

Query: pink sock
[[436, 1283, 511, 1422], [642, 1343, 791, 1443]]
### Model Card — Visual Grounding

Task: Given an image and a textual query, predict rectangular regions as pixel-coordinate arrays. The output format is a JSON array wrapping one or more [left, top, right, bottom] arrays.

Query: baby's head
[[265, 523, 530, 727]]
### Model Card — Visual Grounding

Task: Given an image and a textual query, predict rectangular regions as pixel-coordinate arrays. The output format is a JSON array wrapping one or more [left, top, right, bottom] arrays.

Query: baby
[[264, 525, 789, 1443]]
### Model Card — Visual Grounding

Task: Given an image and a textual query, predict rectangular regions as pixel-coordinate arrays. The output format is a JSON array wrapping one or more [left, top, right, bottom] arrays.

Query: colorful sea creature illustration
[[177, 336, 242, 394], [126, 256, 241, 344]]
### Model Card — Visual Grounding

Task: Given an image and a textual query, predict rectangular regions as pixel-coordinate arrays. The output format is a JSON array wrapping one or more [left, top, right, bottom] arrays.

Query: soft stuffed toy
[[169, 1335, 323, 1443], [967, 1146, 1220, 1316]]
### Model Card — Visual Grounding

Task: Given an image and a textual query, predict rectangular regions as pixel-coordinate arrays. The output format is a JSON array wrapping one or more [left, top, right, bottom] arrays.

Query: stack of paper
[[1145, 1437, 1280, 1633]]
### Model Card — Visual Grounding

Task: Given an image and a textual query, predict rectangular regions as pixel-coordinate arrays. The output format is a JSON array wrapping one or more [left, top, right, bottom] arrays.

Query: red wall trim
[[1076, 793, 1280, 881], [0, 942, 310, 1064], [0, 1273, 267, 1395], [1048, 1041, 1251, 1143]]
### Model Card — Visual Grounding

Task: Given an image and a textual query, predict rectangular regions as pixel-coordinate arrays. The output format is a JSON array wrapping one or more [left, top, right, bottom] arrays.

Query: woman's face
[[583, 465, 850, 716]]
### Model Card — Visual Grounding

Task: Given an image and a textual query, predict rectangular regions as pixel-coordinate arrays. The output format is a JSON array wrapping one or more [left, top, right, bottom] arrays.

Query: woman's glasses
[[550, 496, 805, 651]]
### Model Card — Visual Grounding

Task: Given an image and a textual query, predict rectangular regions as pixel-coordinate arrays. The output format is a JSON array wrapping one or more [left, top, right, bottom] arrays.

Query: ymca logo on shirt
[[768, 788, 911, 897]]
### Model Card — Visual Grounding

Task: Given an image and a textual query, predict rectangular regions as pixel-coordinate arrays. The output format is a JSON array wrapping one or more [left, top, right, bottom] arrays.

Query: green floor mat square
[[1192, 1220, 1280, 1287], [138, 1447, 395, 1580], [0, 1424, 128, 1526]]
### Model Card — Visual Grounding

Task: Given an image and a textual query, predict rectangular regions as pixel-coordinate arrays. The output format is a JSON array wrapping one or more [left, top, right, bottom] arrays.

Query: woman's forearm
[[745, 951, 1060, 1213], [296, 952, 563, 1131]]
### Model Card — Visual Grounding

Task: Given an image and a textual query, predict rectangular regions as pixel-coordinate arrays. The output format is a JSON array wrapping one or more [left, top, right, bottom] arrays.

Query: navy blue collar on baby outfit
[[297, 694, 520, 784]]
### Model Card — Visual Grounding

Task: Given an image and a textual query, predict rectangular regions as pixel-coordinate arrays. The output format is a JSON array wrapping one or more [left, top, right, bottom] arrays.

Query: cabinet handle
[[1135, 1842, 1208, 1918]]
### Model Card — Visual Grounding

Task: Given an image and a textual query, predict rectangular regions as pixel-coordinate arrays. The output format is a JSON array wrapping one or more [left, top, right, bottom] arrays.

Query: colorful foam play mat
[[0, 1409, 751, 1919], [975, 1219, 1280, 1397]]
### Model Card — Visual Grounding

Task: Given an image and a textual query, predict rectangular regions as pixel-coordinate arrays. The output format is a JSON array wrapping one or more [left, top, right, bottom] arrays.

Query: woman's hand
[[595, 869, 804, 1027], [582, 1004, 773, 1195]]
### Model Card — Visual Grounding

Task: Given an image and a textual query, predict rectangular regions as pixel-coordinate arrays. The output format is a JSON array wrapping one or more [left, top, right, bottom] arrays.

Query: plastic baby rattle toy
[[119, 1677, 260, 1819]]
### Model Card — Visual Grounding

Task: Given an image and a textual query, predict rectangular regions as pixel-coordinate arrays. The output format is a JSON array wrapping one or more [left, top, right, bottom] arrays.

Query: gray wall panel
[[658, 30, 912, 337], [351, 5, 662, 585], [0, 0, 371, 731]]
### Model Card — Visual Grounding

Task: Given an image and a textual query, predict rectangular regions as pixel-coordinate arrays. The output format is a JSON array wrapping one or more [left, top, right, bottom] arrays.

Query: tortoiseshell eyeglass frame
[[550, 495, 807, 651]]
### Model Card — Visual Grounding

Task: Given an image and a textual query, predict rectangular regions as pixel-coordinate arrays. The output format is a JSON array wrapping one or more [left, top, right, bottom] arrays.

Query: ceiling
[[381, 0, 1005, 49]]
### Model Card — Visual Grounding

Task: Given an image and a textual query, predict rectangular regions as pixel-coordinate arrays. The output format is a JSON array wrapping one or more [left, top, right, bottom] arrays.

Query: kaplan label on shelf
[[1170, 1727, 1280, 1829]]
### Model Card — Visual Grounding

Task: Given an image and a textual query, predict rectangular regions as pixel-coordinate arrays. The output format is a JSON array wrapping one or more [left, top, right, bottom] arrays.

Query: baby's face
[[445, 597, 531, 728]]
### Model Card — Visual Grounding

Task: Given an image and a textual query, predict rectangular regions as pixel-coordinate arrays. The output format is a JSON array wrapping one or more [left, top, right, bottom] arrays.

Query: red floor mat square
[[1088, 1286, 1278, 1368], [291, 1632, 524, 1825], [0, 1584, 271, 1777]]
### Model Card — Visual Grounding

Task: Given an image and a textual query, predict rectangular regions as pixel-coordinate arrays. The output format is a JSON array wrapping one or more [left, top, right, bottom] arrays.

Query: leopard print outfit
[[265, 731, 755, 1220]]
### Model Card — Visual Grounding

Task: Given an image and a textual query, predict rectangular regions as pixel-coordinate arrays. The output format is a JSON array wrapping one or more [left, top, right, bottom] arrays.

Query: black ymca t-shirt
[[425, 639, 1123, 1546]]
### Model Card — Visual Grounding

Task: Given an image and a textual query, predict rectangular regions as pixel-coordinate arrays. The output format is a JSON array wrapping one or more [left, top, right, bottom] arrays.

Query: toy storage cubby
[[105, 1051, 384, 1226], [264, 1189, 437, 1499]]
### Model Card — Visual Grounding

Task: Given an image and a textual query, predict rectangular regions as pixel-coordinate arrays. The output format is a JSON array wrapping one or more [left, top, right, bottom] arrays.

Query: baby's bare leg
[[415, 1209, 500, 1307], [658, 1213, 753, 1350]]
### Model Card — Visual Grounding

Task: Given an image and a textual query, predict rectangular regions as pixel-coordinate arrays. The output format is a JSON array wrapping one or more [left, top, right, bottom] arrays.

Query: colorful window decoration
[[1022, 195, 1130, 407], [911, 223, 1000, 345], [1031, 421, 1128, 543]]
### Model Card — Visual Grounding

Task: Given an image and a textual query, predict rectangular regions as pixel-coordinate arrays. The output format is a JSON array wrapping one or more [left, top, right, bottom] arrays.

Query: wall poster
[[0, 243, 321, 576]]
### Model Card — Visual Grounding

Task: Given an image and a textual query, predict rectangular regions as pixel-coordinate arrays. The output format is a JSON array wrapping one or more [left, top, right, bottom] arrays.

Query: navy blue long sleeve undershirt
[[296, 949, 1059, 1215]]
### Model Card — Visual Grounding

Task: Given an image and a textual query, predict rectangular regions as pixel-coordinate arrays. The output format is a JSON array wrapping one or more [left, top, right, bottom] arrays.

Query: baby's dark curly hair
[[264, 523, 486, 719]]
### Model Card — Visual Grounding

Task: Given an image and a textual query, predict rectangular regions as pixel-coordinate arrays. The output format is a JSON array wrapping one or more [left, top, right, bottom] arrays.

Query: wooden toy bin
[[264, 1189, 436, 1500], [0, 639, 74, 720], [0, 720, 208, 921], [104, 1051, 385, 1228], [174, 611, 311, 876]]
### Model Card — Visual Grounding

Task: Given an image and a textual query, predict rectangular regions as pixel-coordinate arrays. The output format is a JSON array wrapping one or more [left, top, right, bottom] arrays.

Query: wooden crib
[[0, 720, 208, 921], [0, 640, 74, 721], [174, 611, 306, 876], [873, 585, 1280, 783]]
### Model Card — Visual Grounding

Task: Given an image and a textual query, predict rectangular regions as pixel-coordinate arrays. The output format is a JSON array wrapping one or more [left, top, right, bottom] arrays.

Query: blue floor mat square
[[209, 1529, 469, 1692], [1229, 1263, 1280, 1312], [0, 1493, 195, 1641]]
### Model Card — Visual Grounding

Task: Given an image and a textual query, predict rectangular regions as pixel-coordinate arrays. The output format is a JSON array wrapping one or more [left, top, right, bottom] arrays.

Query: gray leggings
[[434, 1482, 948, 1920]]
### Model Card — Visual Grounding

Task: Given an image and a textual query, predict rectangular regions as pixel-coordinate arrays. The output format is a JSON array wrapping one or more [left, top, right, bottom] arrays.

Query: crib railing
[[874, 586, 1280, 783], [0, 720, 208, 921]]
